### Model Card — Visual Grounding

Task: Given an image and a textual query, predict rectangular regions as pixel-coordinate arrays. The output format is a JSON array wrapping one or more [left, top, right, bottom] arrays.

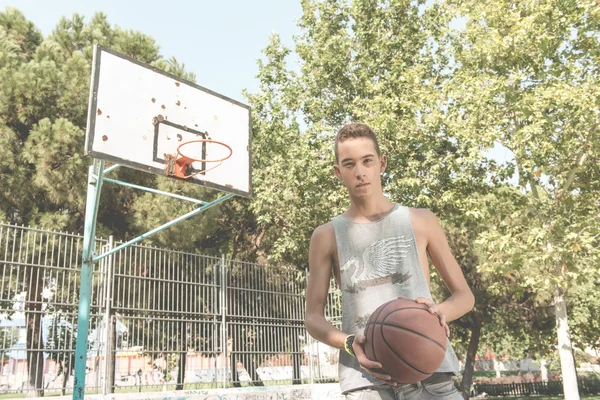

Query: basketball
[[363, 297, 447, 384]]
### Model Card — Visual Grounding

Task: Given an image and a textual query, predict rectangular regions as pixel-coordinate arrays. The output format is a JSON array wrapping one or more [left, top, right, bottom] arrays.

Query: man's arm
[[305, 223, 393, 384], [416, 209, 475, 325], [305, 224, 345, 348]]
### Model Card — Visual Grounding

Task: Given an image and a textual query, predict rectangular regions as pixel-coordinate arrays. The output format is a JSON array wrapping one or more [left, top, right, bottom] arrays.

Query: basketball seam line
[[369, 306, 386, 364], [379, 322, 434, 376], [382, 307, 446, 350], [368, 322, 446, 351]]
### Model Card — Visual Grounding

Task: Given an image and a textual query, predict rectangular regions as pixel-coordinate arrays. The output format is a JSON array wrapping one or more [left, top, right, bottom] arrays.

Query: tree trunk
[[61, 366, 69, 396], [460, 313, 482, 398], [554, 289, 580, 400], [176, 321, 187, 390], [106, 316, 116, 394], [26, 267, 44, 398], [541, 359, 548, 382], [494, 358, 501, 378]]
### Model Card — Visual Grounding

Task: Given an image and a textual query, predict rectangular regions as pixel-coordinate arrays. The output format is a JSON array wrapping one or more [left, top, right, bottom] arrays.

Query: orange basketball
[[363, 297, 447, 384]]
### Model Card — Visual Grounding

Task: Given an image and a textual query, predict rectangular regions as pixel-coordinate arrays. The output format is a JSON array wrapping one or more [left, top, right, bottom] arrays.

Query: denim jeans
[[344, 373, 463, 400]]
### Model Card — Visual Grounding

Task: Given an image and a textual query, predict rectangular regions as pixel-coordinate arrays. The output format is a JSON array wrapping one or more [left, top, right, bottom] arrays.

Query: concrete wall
[[28, 383, 345, 400]]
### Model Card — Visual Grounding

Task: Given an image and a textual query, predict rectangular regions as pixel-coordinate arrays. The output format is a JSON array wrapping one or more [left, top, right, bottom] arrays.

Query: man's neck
[[345, 195, 396, 223]]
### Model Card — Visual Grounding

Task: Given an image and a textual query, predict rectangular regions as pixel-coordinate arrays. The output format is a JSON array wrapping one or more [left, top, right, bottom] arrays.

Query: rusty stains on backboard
[[177, 134, 183, 141], [225, 184, 233, 189], [151, 98, 156, 103], [97, 109, 102, 115], [195, 124, 198, 127], [161, 105, 166, 110], [183, 125, 188, 131], [175, 82, 180, 87], [102, 135, 108, 141], [153, 114, 165, 125], [176, 101, 181, 106], [214, 115, 218, 121], [106, 115, 110, 119]]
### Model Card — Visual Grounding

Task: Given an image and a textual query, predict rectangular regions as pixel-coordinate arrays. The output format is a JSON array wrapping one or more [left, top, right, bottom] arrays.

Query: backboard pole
[[73, 159, 105, 400], [72, 162, 236, 400]]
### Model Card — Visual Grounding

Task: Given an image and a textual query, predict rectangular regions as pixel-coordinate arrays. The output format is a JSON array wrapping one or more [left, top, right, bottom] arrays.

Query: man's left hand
[[415, 297, 450, 338]]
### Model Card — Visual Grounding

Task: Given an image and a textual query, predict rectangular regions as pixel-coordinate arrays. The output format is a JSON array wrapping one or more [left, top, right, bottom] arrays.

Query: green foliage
[[244, 0, 600, 374], [0, 8, 219, 250]]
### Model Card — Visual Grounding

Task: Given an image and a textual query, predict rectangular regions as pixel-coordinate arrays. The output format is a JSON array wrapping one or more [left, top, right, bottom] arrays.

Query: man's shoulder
[[311, 221, 334, 238], [309, 222, 336, 258], [408, 207, 441, 234], [408, 207, 438, 221]]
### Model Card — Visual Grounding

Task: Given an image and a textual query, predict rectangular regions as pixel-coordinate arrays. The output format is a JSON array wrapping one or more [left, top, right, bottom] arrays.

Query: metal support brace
[[72, 159, 235, 400]]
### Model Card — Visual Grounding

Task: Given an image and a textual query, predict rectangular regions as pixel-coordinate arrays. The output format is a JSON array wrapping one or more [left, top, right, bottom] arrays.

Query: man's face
[[334, 137, 386, 198]]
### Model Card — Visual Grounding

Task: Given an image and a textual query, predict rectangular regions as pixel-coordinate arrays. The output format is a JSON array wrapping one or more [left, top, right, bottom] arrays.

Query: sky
[[3, 0, 303, 104]]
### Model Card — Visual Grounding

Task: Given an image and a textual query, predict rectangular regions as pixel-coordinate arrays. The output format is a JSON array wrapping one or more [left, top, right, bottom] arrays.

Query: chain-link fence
[[0, 222, 341, 396]]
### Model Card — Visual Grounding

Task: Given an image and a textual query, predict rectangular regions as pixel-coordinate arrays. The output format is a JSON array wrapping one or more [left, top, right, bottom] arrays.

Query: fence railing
[[0, 222, 342, 396], [473, 378, 600, 397]]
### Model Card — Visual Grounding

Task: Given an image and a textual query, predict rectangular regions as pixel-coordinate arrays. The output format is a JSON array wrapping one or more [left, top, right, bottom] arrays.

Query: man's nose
[[355, 165, 365, 178]]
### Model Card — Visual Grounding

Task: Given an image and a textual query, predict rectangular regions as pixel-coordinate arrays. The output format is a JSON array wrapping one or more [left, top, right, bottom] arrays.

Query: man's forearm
[[438, 289, 475, 323], [305, 314, 349, 350]]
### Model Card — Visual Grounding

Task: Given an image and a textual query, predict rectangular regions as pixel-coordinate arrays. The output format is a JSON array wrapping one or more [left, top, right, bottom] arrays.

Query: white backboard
[[85, 45, 252, 197]]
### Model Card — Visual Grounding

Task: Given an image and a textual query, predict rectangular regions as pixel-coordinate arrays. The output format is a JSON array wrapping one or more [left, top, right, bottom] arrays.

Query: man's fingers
[[356, 352, 394, 384], [357, 356, 382, 370], [415, 298, 448, 335], [353, 334, 396, 386], [360, 365, 396, 386], [415, 297, 431, 305], [438, 313, 446, 326]]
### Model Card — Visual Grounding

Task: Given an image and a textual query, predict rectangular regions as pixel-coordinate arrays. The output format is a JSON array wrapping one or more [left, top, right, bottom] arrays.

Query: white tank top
[[332, 204, 460, 394]]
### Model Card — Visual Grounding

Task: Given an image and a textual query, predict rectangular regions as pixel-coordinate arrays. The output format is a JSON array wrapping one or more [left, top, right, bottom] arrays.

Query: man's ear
[[333, 164, 343, 181], [380, 154, 387, 174]]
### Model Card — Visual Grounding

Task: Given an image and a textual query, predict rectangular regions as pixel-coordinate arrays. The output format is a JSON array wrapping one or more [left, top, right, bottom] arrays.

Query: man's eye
[[365, 159, 372, 163], [344, 163, 353, 168]]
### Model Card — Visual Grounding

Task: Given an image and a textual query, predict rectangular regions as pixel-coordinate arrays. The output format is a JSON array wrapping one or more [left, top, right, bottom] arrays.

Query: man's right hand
[[352, 335, 397, 386]]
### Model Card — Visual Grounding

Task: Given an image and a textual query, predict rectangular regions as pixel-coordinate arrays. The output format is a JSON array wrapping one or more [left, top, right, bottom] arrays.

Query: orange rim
[[177, 139, 233, 163]]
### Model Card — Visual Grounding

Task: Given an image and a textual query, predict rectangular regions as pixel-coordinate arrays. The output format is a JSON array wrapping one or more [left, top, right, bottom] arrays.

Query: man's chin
[[351, 190, 372, 199]]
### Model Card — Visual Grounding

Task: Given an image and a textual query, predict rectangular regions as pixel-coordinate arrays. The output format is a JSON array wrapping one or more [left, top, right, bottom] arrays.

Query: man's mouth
[[356, 183, 369, 188]]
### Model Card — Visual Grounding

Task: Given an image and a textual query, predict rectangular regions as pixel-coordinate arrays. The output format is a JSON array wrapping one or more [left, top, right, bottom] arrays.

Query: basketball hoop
[[164, 139, 233, 179]]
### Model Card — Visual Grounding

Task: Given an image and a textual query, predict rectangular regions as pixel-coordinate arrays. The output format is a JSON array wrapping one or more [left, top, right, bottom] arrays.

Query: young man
[[305, 123, 475, 400]]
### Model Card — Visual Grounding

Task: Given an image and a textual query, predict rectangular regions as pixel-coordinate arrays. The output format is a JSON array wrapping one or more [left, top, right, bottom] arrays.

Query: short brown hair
[[334, 123, 381, 163]]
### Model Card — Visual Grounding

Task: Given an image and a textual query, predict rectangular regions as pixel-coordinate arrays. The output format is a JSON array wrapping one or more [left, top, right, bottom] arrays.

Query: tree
[[0, 8, 203, 395], [246, 2, 599, 397], [443, 1, 600, 398], [45, 315, 77, 395], [434, 187, 557, 393]]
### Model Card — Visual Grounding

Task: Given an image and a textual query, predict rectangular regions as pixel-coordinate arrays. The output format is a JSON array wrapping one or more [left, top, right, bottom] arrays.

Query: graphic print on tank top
[[340, 235, 413, 294]]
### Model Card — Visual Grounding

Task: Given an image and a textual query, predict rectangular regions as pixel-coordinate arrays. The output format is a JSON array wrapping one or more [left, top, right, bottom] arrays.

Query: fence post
[[212, 260, 218, 388], [220, 254, 228, 389], [102, 236, 115, 395], [305, 268, 314, 385]]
